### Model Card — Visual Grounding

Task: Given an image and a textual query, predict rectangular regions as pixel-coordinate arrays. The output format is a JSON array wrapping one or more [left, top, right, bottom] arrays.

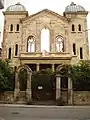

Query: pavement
[[0, 104, 90, 120], [0, 104, 90, 108]]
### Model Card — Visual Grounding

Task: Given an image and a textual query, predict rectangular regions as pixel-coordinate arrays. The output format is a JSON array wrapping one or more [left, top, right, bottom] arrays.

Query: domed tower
[[2, 2, 28, 66], [64, 2, 89, 63], [6, 2, 26, 12]]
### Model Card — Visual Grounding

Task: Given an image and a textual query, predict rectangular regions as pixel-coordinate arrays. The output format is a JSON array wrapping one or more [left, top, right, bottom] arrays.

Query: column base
[[56, 88, 61, 100], [14, 88, 20, 99], [26, 89, 32, 100], [68, 89, 73, 104]]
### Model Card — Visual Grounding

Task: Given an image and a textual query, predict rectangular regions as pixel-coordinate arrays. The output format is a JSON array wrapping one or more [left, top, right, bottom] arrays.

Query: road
[[0, 106, 90, 120]]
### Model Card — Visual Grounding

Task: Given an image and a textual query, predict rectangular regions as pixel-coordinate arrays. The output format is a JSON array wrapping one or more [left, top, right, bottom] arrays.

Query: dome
[[65, 2, 85, 13], [6, 2, 26, 12]]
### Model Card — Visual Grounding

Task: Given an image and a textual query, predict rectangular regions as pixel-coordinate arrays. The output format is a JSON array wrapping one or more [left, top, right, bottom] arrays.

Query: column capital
[[56, 74, 61, 77]]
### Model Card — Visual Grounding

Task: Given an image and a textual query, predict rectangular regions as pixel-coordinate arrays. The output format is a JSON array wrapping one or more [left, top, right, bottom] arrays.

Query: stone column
[[68, 77, 73, 104], [56, 74, 61, 100], [52, 64, 55, 72], [26, 72, 32, 100], [36, 63, 40, 71], [14, 72, 20, 99]]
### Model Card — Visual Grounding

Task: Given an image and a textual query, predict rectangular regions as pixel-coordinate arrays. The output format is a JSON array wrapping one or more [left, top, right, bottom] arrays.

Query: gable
[[21, 9, 68, 23]]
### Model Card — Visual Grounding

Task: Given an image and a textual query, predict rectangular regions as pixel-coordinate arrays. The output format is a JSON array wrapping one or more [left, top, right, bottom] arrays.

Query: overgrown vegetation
[[70, 60, 90, 91], [0, 59, 90, 93], [0, 59, 14, 91]]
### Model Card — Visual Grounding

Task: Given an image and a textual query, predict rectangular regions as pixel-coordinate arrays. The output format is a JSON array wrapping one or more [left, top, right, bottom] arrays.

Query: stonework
[[2, 3, 89, 67], [1, 2, 89, 102]]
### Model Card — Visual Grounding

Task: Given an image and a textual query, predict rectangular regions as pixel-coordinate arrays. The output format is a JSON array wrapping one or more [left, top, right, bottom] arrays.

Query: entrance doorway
[[31, 69, 56, 102]]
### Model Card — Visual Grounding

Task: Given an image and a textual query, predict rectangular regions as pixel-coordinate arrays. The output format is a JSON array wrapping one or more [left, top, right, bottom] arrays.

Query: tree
[[0, 59, 14, 91], [70, 60, 90, 90]]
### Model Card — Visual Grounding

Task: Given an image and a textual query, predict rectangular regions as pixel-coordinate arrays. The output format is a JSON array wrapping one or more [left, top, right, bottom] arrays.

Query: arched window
[[10, 24, 13, 32], [56, 35, 64, 52], [27, 36, 35, 52], [8, 48, 11, 59], [72, 24, 75, 31], [15, 44, 18, 56], [41, 28, 50, 52], [16, 24, 19, 31], [78, 24, 81, 31]]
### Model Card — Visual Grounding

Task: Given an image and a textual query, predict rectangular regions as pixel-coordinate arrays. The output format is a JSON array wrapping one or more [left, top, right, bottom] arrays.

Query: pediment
[[21, 9, 68, 23]]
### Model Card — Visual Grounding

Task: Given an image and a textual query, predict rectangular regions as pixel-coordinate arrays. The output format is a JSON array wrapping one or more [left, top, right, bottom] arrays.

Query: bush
[[56, 97, 65, 106]]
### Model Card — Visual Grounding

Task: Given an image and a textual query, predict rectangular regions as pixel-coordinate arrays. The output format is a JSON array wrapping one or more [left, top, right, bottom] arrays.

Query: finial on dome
[[15, 2, 21, 5], [70, 2, 76, 6]]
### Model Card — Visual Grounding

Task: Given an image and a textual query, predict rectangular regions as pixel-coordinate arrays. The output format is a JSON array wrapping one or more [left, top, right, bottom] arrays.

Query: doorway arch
[[14, 65, 32, 100]]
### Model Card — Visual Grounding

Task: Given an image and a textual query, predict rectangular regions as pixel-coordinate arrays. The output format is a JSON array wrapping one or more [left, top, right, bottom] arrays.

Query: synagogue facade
[[1, 2, 89, 103], [2, 2, 89, 71]]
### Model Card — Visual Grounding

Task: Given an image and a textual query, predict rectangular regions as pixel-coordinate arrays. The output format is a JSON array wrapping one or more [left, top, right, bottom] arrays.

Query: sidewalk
[[0, 104, 90, 108]]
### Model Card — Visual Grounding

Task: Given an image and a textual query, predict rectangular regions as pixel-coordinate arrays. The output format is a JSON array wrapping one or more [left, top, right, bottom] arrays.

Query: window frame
[[73, 43, 76, 55], [8, 47, 11, 59], [78, 24, 82, 32], [27, 36, 35, 52], [80, 47, 83, 59], [9, 24, 13, 32], [16, 24, 19, 32], [15, 44, 18, 56], [56, 35, 64, 52], [72, 24, 75, 32]]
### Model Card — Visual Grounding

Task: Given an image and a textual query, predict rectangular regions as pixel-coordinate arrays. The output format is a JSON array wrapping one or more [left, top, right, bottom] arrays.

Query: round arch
[[41, 28, 50, 52], [16, 64, 32, 73], [56, 63, 65, 72], [14, 65, 32, 100]]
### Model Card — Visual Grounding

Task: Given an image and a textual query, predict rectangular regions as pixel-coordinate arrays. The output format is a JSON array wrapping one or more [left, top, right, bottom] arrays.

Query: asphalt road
[[0, 106, 90, 120]]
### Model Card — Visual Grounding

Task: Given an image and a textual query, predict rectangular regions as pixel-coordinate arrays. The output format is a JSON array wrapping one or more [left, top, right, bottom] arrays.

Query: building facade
[[2, 2, 89, 71], [1, 2, 89, 102]]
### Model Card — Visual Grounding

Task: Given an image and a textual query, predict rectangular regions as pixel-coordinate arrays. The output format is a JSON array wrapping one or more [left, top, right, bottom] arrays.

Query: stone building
[[1, 2, 89, 103]]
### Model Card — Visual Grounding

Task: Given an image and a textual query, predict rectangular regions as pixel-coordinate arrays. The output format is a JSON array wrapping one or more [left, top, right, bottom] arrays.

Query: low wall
[[0, 91, 14, 102], [74, 91, 90, 105], [0, 91, 90, 105], [0, 91, 26, 102]]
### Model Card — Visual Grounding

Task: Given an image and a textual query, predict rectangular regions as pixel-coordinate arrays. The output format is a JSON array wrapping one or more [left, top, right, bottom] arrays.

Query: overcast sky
[[0, 0, 90, 47]]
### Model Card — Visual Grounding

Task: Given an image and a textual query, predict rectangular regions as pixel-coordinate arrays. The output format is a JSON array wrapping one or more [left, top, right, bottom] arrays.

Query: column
[[14, 72, 20, 99], [56, 74, 61, 100], [26, 72, 32, 100], [36, 63, 40, 71], [52, 64, 55, 72], [68, 77, 73, 104]]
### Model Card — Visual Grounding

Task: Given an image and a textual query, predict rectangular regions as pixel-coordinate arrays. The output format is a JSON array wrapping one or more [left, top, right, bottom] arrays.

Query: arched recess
[[10, 24, 13, 32], [41, 28, 50, 52], [15, 44, 18, 56], [14, 65, 32, 100], [8, 47, 11, 59], [56, 64, 73, 103], [78, 24, 81, 31], [56, 35, 64, 52], [27, 36, 35, 52], [56, 64, 65, 72]]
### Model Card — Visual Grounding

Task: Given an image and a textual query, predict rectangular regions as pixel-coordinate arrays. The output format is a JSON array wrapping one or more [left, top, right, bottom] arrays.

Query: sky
[[0, 0, 90, 48]]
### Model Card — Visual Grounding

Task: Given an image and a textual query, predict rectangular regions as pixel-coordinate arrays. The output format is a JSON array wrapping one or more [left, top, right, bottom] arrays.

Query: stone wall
[[1, 91, 90, 105], [0, 91, 14, 102], [73, 91, 90, 105]]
